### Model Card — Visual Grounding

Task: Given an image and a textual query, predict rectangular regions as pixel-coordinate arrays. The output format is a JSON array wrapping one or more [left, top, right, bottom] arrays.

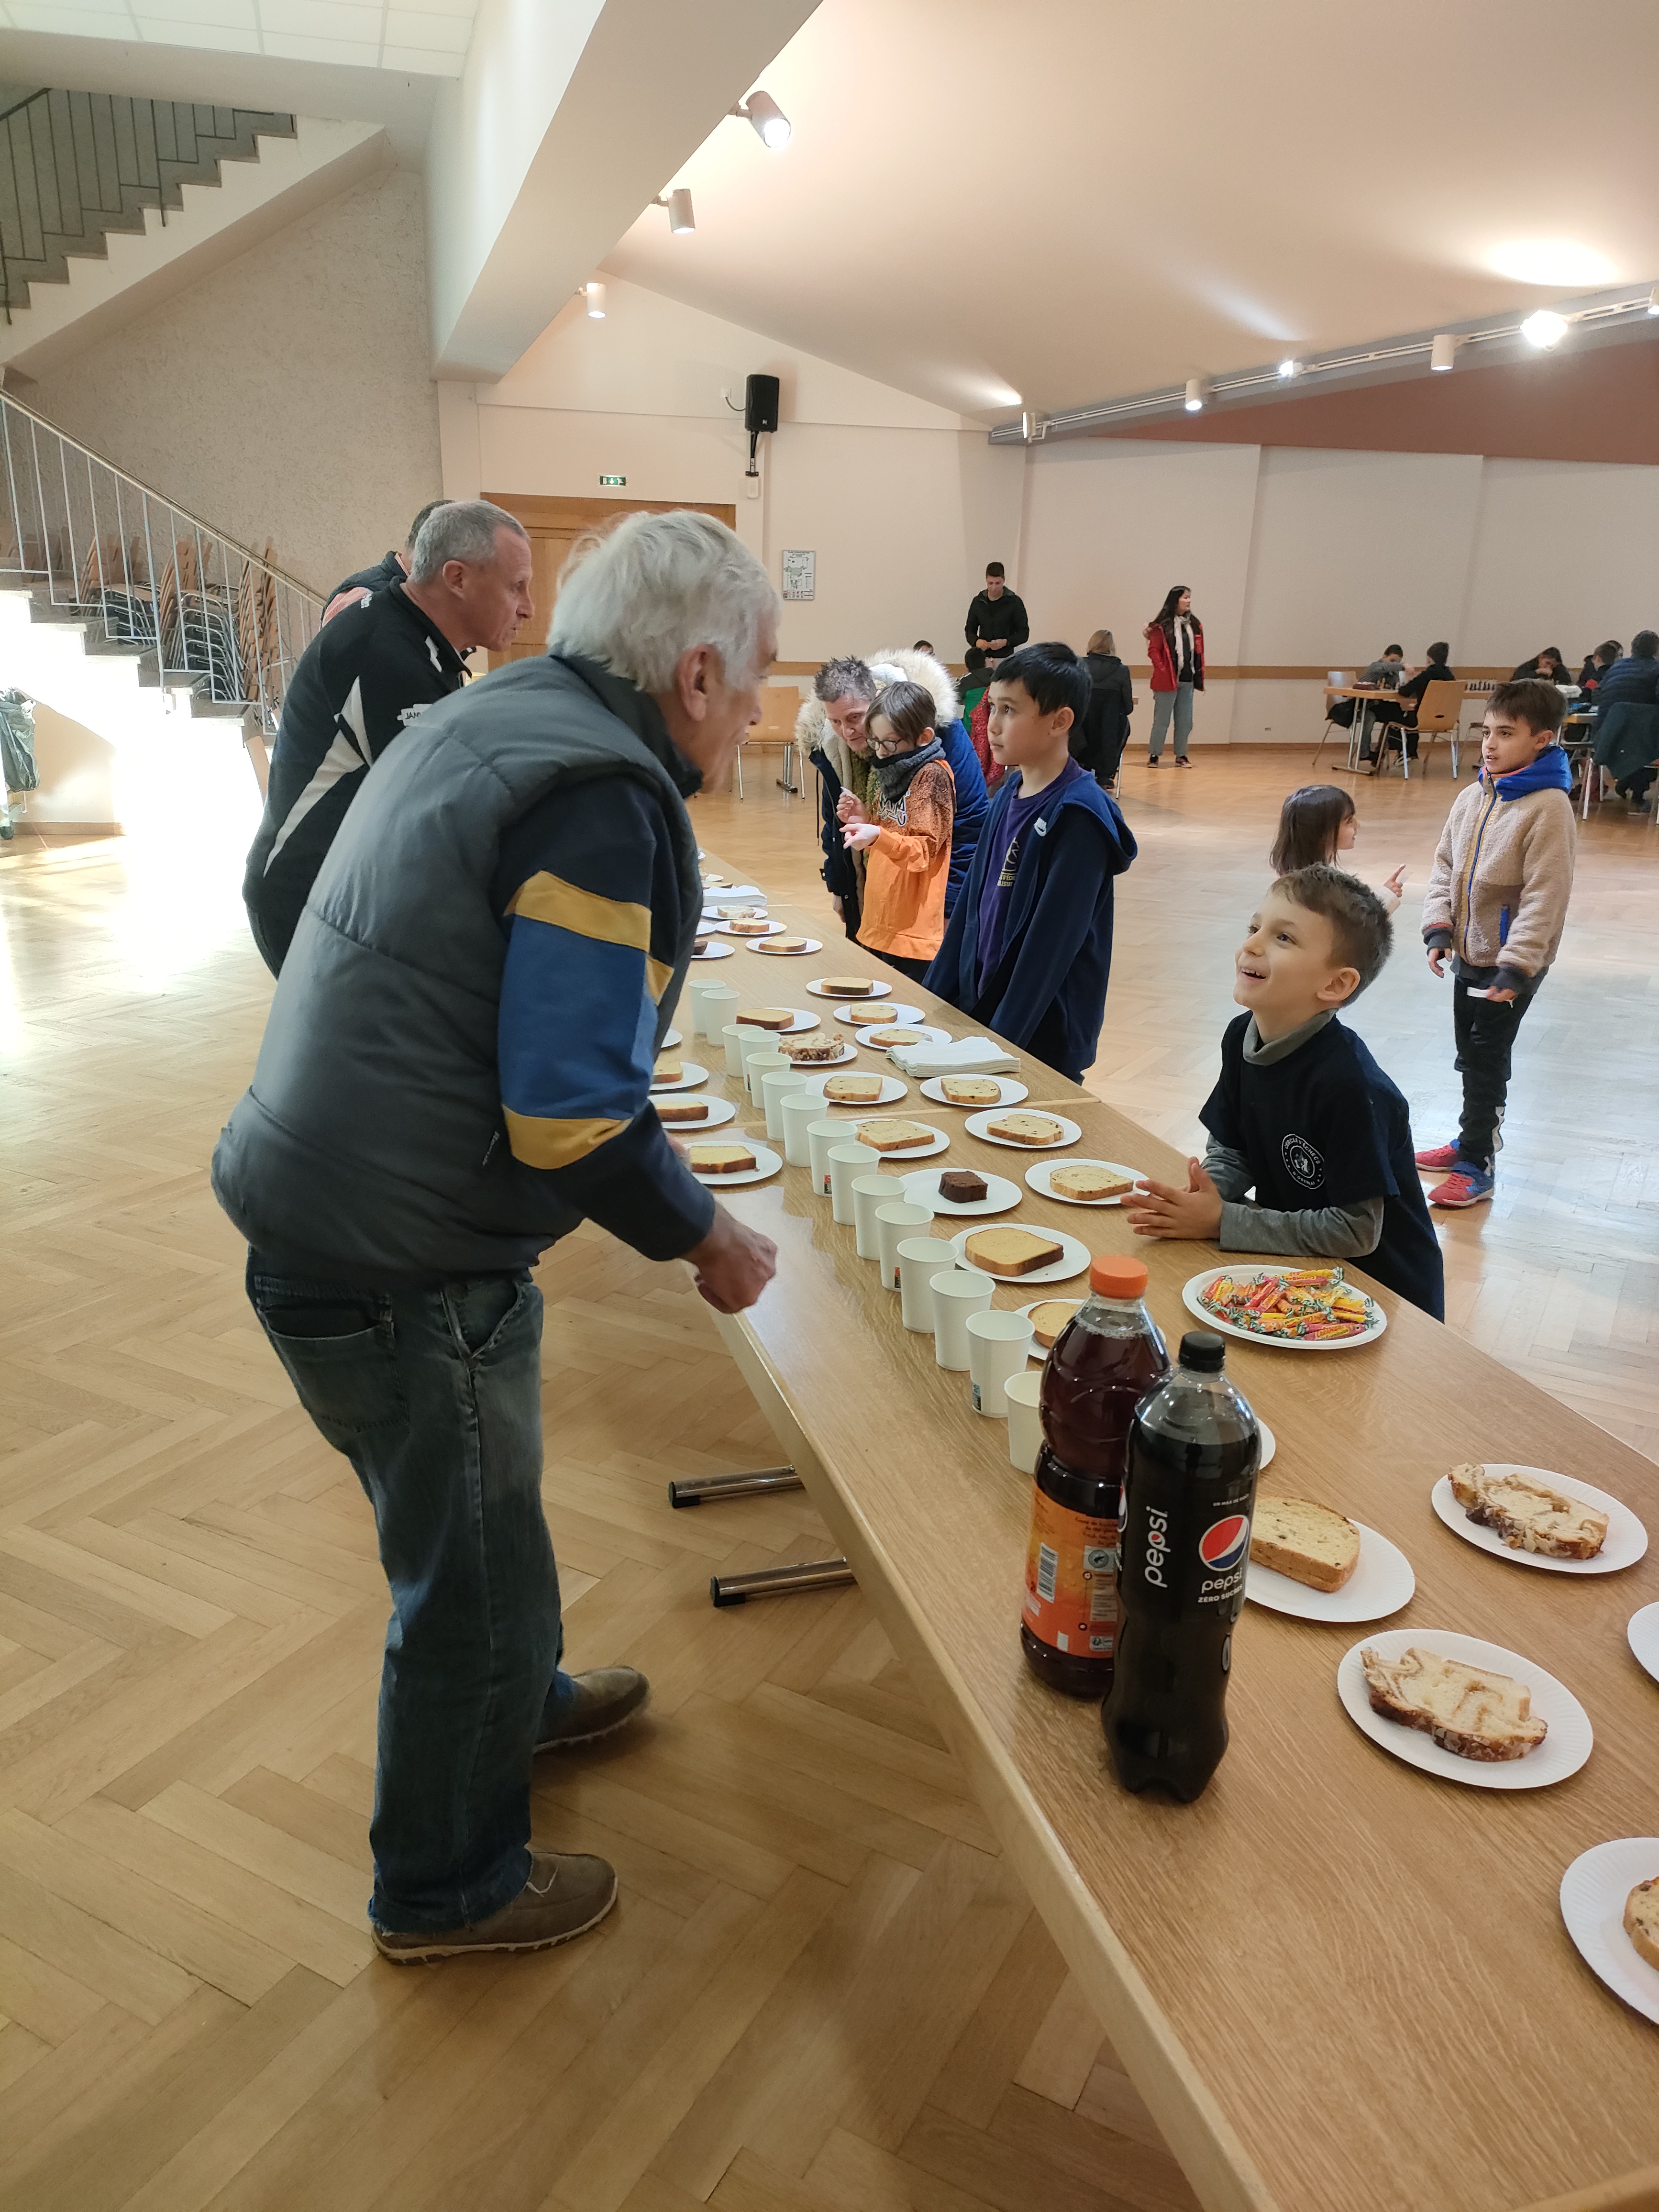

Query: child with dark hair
[[1416, 678, 1576, 1208], [1270, 784, 1405, 912], [1124, 864, 1444, 1320], [925, 641, 1136, 1081], [837, 678, 955, 979]]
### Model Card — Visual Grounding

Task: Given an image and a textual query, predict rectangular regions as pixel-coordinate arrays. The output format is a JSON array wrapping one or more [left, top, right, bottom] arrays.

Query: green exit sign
[[598, 474, 626, 487]]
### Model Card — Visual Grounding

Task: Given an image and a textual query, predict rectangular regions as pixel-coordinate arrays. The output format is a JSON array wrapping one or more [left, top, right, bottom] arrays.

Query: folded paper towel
[[888, 1034, 1020, 1077]]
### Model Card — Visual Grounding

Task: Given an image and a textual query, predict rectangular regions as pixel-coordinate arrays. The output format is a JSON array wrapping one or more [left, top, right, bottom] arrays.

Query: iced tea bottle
[[1020, 1255, 1171, 1697]]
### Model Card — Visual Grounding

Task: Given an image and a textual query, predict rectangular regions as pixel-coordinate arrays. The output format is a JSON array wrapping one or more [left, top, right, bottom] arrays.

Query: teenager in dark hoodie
[[925, 641, 1137, 1082]]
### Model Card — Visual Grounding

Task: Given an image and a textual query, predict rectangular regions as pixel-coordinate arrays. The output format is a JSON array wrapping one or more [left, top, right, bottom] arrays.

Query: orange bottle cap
[[1090, 1255, 1148, 1299]]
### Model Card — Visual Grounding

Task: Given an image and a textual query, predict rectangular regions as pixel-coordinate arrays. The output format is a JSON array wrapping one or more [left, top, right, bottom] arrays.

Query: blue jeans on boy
[[1148, 683, 1194, 759], [246, 1252, 576, 1934]]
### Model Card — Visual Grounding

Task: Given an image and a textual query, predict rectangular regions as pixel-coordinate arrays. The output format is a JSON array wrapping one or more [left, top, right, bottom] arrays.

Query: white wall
[[12, 702, 118, 830]]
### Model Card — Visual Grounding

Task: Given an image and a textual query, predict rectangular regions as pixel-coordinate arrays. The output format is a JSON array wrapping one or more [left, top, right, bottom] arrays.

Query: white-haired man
[[213, 510, 780, 1963], [244, 498, 534, 973]]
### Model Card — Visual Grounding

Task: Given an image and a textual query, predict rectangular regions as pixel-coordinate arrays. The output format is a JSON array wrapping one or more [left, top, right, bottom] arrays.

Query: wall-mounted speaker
[[744, 374, 780, 435]]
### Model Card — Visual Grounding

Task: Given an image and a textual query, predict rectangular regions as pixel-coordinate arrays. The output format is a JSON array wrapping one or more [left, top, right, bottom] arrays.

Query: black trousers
[[1453, 973, 1539, 1166], [864, 947, 931, 983]]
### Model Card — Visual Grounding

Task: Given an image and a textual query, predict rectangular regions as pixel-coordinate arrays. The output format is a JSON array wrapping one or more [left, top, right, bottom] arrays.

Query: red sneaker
[[1414, 1141, 1462, 1171], [1427, 1164, 1493, 1208]]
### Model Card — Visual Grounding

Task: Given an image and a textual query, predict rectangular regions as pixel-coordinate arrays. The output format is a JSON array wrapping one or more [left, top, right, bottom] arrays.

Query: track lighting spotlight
[[1277, 358, 1303, 380], [1521, 309, 1569, 349], [654, 189, 696, 234], [732, 90, 791, 150], [1184, 377, 1207, 413], [1649, 284, 1659, 318], [583, 281, 606, 319], [1430, 333, 1458, 372]]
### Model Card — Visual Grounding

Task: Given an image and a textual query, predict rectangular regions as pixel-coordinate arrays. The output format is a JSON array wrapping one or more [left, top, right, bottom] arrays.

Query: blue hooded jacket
[[1487, 744, 1573, 801], [924, 768, 1136, 1078]]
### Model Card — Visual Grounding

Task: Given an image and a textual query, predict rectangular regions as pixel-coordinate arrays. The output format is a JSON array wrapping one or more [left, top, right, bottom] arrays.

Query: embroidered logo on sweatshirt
[[1282, 1133, 1325, 1190]]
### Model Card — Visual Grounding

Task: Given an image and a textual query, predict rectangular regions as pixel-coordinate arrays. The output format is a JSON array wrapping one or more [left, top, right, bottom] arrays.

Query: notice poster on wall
[[781, 549, 815, 602]]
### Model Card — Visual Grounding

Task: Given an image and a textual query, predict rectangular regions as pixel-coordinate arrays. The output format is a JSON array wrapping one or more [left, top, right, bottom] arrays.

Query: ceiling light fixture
[[1184, 377, 1208, 413], [583, 281, 607, 319], [1430, 333, 1459, 372], [1277, 358, 1303, 380], [732, 89, 791, 150], [1521, 309, 1569, 349], [653, 188, 696, 234]]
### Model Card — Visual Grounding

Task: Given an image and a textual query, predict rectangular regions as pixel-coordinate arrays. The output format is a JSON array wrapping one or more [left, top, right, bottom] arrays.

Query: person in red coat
[[1143, 584, 1203, 768]]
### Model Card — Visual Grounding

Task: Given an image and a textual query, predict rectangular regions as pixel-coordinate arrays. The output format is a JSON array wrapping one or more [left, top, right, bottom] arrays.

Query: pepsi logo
[[1198, 1515, 1250, 1573]]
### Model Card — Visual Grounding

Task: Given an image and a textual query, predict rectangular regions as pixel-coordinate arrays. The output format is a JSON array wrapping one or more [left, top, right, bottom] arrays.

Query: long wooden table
[[679, 867, 1659, 2212]]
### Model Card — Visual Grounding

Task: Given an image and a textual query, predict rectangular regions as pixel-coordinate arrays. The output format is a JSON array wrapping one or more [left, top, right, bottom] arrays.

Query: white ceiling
[[0, 0, 475, 77], [601, 0, 1659, 424]]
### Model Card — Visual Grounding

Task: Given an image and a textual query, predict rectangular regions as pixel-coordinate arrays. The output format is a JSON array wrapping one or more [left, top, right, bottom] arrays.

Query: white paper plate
[[849, 1118, 950, 1160], [950, 1226, 1092, 1286], [1629, 1603, 1659, 1685], [1429, 1468, 1648, 1576], [1336, 1628, 1592, 1790], [687, 1139, 784, 1187], [1257, 1419, 1276, 1469], [691, 940, 735, 961], [835, 1001, 924, 1027], [920, 1075, 1030, 1108], [779, 1040, 857, 1070], [701, 885, 764, 907], [1560, 1839, 1659, 2027], [660, 1028, 681, 1049], [902, 1168, 1022, 1217], [733, 1009, 820, 1036], [807, 978, 891, 1000], [1183, 1266, 1387, 1351], [1248, 1520, 1414, 1623], [650, 1061, 709, 1093], [655, 1095, 737, 1132], [752, 937, 823, 957], [857, 1024, 953, 1053], [714, 920, 786, 940], [797, 1071, 908, 1105], [962, 1108, 1082, 1151], [1025, 1157, 1148, 1207]]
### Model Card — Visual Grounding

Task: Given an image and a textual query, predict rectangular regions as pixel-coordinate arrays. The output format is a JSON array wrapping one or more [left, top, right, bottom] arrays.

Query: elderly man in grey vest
[[213, 511, 778, 1962]]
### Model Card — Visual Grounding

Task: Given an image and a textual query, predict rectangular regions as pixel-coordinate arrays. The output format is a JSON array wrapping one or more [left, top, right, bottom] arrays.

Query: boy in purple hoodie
[[1415, 679, 1576, 1208]]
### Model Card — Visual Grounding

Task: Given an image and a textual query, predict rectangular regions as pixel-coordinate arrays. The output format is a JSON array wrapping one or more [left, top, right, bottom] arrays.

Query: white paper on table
[[888, 1035, 1020, 1077]]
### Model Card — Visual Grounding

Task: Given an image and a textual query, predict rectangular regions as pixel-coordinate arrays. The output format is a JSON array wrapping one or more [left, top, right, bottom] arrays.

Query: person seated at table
[[1270, 785, 1405, 913], [925, 642, 1137, 1082], [1383, 640, 1460, 763], [1354, 645, 1407, 761], [1577, 639, 1620, 695], [1512, 646, 1570, 683], [838, 678, 957, 980], [1122, 864, 1444, 1320], [1591, 629, 1659, 809]]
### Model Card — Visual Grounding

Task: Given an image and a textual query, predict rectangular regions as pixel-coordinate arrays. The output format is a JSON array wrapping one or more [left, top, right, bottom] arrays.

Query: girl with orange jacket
[[837, 678, 956, 979]]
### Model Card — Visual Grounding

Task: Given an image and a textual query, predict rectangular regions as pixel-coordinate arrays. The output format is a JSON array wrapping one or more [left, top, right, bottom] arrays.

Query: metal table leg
[[710, 1558, 856, 1607]]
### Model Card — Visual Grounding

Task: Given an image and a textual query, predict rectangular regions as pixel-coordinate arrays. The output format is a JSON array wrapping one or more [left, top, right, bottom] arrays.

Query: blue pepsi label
[[1123, 1467, 1254, 1617]]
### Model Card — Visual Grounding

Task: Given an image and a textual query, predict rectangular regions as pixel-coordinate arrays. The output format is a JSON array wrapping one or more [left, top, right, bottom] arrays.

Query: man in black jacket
[[244, 499, 533, 973], [964, 562, 1029, 670], [322, 499, 450, 622]]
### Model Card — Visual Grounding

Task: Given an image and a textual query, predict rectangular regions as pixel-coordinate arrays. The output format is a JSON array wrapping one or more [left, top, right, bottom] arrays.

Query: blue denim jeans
[[246, 1253, 575, 1933], [1147, 683, 1194, 758]]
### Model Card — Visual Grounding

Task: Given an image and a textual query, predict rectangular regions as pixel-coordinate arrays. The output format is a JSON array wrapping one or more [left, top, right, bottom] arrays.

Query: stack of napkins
[[888, 1034, 1019, 1077]]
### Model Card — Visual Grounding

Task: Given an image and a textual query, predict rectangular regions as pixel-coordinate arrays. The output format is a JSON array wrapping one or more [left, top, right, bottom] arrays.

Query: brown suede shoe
[[372, 1848, 617, 1963], [535, 1666, 650, 1752]]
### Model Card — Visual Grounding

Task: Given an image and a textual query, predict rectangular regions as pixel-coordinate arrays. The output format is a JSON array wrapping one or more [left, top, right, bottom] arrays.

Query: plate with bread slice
[[963, 1108, 1082, 1151], [1336, 1629, 1592, 1790], [950, 1225, 1091, 1285], [855, 1024, 953, 1054], [1025, 1158, 1147, 1207], [1560, 1838, 1659, 2026], [807, 976, 891, 1000], [650, 1059, 708, 1092], [732, 1007, 821, 1036], [902, 1167, 1021, 1217], [713, 918, 787, 939], [848, 1117, 949, 1159], [1430, 1464, 1645, 1575], [685, 1137, 783, 1186], [1629, 1603, 1659, 1684], [655, 1095, 737, 1131], [775, 1035, 857, 1068], [798, 1070, 908, 1106], [834, 1001, 924, 1028], [1246, 1498, 1414, 1623], [691, 939, 734, 960], [920, 1075, 1030, 1109], [751, 936, 823, 957]]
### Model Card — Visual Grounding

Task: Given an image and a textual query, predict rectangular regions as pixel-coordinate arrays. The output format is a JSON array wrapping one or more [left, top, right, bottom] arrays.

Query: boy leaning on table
[[1122, 863, 1446, 1321]]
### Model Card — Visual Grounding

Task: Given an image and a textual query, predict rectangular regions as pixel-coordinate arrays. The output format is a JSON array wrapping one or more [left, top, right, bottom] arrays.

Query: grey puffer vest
[[212, 655, 701, 1281]]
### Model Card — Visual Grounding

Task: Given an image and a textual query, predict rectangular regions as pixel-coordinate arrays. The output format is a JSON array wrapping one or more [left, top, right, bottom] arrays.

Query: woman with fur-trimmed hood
[[796, 647, 987, 940]]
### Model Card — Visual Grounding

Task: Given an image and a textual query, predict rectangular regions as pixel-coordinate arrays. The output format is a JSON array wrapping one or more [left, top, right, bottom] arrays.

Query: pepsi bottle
[[1102, 1330, 1261, 1802]]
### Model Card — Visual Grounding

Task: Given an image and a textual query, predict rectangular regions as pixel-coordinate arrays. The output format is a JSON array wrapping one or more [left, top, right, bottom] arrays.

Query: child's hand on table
[[1122, 1158, 1224, 1240]]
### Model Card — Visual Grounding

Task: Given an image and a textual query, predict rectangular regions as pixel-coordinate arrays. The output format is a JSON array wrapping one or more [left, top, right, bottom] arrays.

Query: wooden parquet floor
[[0, 741, 1651, 2212]]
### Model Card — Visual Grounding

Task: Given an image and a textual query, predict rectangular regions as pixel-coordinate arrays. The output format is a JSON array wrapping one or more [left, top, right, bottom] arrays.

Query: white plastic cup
[[896, 1237, 956, 1332], [876, 1202, 934, 1291], [852, 1173, 907, 1260], [746, 1048, 787, 1106], [721, 1023, 750, 1078], [1003, 1370, 1044, 1471], [932, 1268, 993, 1370], [762, 1067, 807, 1140], [807, 1118, 844, 1197], [828, 1142, 878, 1223], [967, 1309, 1035, 1416], [781, 1087, 822, 1167], [740, 1027, 779, 1086], [693, 982, 737, 1040]]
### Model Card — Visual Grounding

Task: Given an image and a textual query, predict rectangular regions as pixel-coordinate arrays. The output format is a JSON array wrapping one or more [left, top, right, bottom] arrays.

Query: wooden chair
[[1311, 673, 1356, 769], [1379, 678, 1464, 780]]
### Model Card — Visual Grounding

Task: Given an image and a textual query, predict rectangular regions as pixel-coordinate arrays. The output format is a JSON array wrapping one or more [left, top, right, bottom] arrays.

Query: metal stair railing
[[0, 387, 322, 732], [0, 90, 296, 321]]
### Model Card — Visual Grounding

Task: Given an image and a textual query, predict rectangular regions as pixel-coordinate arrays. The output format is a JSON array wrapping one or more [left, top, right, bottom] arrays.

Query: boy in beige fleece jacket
[[1416, 678, 1576, 1208]]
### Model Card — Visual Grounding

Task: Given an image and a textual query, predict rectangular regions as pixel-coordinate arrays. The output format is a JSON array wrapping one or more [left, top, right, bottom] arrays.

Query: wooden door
[[484, 493, 739, 666]]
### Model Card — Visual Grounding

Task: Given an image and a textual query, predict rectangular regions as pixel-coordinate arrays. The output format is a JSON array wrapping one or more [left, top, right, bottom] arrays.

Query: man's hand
[[1426, 946, 1447, 978], [322, 585, 372, 625], [836, 791, 869, 825], [842, 821, 878, 851], [1122, 1158, 1224, 1241], [685, 1206, 777, 1313]]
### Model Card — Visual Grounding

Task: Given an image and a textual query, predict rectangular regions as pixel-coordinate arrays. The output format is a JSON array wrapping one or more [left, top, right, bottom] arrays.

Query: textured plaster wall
[[26, 167, 442, 598]]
